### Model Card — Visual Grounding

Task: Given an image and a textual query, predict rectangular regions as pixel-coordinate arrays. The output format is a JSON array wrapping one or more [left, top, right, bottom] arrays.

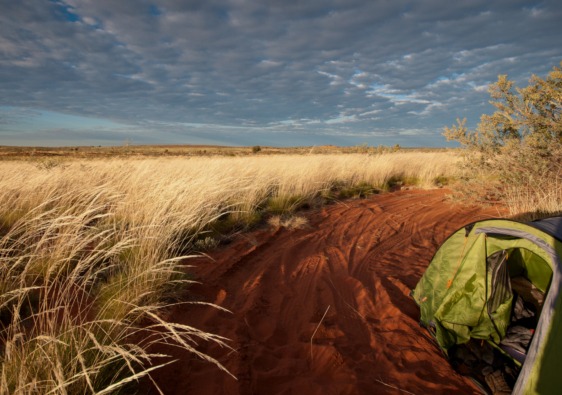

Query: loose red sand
[[149, 189, 501, 394]]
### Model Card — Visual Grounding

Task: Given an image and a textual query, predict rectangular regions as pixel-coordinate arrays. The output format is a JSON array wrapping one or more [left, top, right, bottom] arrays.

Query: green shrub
[[266, 195, 305, 214], [443, 62, 562, 216], [337, 182, 379, 199], [433, 175, 452, 187]]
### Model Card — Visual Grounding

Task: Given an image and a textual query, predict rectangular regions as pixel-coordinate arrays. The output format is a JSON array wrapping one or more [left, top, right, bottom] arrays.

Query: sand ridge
[[150, 189, 501, 394]]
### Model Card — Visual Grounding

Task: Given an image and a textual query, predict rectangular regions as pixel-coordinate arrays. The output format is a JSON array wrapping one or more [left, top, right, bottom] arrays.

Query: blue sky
[[1, 0, 561, 147]]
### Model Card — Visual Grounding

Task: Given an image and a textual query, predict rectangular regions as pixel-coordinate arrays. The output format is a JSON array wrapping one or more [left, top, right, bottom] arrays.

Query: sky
[[1, 0, 561, 147]]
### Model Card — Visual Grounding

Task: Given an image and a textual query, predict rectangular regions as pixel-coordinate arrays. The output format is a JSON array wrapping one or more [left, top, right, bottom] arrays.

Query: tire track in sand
[[149, 189, 502, 395]]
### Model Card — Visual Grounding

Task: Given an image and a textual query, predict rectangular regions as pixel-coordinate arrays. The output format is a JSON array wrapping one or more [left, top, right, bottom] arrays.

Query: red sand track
[[150, 189, 501, 394]]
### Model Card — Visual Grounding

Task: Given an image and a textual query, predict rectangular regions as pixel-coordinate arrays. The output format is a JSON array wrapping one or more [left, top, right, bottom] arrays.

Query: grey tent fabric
[[528, 216, 562, 241]]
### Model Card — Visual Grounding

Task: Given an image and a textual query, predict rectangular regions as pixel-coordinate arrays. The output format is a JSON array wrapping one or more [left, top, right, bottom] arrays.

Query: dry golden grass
[[267, 215, 309, 230], [0, 152, 459, 231], [503, 180, 562, 220], [0, 151, 458, 393], [452, 152, 562, 220]]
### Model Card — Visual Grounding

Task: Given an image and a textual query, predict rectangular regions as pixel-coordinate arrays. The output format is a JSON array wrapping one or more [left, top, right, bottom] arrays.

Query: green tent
[[412, 217, 562, 394]]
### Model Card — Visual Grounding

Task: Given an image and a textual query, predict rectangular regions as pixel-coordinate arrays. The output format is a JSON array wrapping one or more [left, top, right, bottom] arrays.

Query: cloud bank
[[1, 0, 561, 146]]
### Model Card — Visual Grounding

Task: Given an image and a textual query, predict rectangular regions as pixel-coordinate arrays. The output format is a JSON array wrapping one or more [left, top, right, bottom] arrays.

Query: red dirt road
[[150, 189, 501, 394]]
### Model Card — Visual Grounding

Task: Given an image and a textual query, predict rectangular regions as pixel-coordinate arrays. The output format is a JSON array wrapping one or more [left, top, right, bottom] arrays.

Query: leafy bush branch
[[443, 62, 562, 216]]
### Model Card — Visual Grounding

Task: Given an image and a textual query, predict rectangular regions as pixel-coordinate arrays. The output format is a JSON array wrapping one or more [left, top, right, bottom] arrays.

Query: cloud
[[325, 114, 358, 124], [1, 0, 561, 146]]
